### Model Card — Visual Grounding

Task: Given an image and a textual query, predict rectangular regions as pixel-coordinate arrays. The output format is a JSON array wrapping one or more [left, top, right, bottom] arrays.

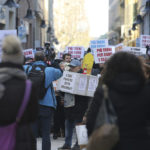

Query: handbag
[[87, 84, 119, 150]]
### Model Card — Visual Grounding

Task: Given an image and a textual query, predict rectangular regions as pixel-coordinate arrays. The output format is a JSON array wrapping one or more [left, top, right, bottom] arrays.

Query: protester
[[26, 51, 63, 150], [86, 52, 150, 150], [58, 59, 90, 150], [63, 53, 71, 63], [0, 35, 38, 150], [53, 61, 66, 139]]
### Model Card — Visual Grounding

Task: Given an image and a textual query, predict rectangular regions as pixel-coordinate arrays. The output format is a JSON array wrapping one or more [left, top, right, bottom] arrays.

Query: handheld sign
[[123, 47, 146, 56], [140, 35, 150, 48], [115, 43, 124, 52], [65, 46, 85, 59], [23, 49, 34, 58], [94, 47, 115, 64], [57, 71, 99, 97], [82, 53, 94, 74]]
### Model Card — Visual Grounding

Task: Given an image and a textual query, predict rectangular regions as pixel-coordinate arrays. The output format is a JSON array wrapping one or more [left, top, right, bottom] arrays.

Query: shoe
[[53, 133, 58, 140], [58, 145, 71, 150], [71, 144, 80, 150]]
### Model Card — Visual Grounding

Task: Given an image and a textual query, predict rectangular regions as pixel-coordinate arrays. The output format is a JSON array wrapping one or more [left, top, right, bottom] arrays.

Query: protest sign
[[90, 39, 108, 49], [123, 47, 146, 56], [23, 49, 34, 58], [82, 53, 94, 74], [56, 52, 64, 59], [57, 71, 99, 97], [94, 47, 115, 64], [115, 43, 124, 52], [65, 46, 85, 59], [0, 30, 17, 62], [18, 25, 27, 43], [140, 35, 150, 48]]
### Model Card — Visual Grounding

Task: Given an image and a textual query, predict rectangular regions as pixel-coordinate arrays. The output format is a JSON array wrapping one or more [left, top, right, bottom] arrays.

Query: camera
[[44, 42, 55, 62]]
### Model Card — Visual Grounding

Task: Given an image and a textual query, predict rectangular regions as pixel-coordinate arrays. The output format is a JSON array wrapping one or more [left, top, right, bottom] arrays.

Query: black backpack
[[27, 65, 49, 99]]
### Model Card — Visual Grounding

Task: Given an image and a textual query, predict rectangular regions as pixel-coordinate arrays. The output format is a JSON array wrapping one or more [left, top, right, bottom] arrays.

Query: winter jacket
[[65, 94, 89, 122], [86, 73, 150, 150], [25, 61, 62, 109], [0, 62, 38, 150]]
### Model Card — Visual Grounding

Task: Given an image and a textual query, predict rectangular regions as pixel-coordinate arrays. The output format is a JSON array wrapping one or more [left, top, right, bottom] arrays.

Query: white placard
[[90, 39, 108, 49], [0, 30, 17, 62], [59, 71, 76, 93], [65, 46, 85, 59], [123, 46, 146, 56], [23, 49, 34, 58], [94, 47, 115, 64], [57, 71, 99, 97], [76, 125, 88, 145], [88, 78, 98, 92], [78, 76, 88, 91], [140, 35, 150, 48]]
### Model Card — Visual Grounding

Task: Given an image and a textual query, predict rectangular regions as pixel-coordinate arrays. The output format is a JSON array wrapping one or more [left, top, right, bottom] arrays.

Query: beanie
[[2, 35, 24, 65]]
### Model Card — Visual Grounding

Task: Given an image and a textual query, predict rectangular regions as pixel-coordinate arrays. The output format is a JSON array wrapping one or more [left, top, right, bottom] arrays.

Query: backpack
[[27, 64, 48, 99], [0, 80, 32, 150]]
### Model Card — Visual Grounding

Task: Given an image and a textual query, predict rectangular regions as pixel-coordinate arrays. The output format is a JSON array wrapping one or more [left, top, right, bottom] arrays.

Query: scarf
[[0, 67, 27, 99]]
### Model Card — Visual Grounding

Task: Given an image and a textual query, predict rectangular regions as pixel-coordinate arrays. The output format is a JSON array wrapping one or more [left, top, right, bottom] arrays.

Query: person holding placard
[[58, 59, 90, 150]]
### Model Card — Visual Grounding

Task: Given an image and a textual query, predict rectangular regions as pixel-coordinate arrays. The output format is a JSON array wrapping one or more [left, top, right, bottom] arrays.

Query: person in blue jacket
[[25, 51, 62, 150]]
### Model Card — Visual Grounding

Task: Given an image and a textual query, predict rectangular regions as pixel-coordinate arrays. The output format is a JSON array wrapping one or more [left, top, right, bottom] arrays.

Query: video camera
[[44, 42, 55, 61]]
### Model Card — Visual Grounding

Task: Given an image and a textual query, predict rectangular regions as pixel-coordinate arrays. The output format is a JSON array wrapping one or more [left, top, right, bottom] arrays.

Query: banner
[[57, 71, 99, 97], [0, 30, 17, 62], [140, 35, 150, 48], [82, 53, 94, 74], [123, 47, 146, 56], [94, 47, 115, 64], [90, 39, 108, 49], [23, 49, 34, 58], [65, 46, 85, 59]]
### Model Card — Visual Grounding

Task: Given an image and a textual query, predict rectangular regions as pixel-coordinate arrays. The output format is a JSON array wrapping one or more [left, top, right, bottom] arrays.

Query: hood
[[109, 73, 144, 93]]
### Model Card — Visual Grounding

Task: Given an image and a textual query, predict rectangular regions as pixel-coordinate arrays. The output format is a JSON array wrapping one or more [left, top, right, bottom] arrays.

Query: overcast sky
[[85, 0, 109, 38]]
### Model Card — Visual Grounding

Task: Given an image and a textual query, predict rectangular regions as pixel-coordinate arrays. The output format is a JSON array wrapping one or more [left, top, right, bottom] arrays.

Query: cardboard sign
[[65, 46, 85, 59], [82, 53, 94, 74], [140, 35, 150, 48], [0, 30, 17, 62], [76, 125, 88, 146], [23, 49, 34, 58], [94, 47, 115, 64], [115, 43, 124, 52], [123, 47, 146, 56], [90, 39, 108, 49], [57, 71, 99, 97]]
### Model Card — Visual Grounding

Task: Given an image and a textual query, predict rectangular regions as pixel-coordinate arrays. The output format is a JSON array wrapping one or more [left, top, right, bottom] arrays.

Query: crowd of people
[[1, 35, 150, 150]]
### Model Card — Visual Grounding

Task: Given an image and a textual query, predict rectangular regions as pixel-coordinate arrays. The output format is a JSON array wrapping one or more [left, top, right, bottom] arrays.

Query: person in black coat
[[0, 35, 38, 150], [86, 52, 150, 150]]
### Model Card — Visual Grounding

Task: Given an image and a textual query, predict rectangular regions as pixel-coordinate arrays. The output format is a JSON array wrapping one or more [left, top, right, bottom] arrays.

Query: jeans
[[64, 119, 82, 147], [32, 105, 54, 150]]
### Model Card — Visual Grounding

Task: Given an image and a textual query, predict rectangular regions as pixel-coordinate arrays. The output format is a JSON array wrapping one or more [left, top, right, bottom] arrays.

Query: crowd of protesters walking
[[1, 35, 150, 150]]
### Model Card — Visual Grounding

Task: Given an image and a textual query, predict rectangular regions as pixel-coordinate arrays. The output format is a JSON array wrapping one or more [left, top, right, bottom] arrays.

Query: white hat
[[2, 35, 24, 64]]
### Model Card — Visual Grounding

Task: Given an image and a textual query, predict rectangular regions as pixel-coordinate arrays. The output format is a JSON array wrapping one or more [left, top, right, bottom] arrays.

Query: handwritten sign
[[23, 49, 34, 58], [140, 35, 150, 48], [123, 47, 146, 56], [65, 46, 85, 59], [94, 47, 115, 64], [57, 71, 99, 97]]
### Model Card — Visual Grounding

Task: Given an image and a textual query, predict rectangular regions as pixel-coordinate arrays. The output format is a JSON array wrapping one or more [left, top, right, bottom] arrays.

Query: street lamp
[[40, 20, 46, 28], [3, 0, 19, 8], [135, 15, 143, 24], [132, 23, 137, 31], [24, 0, 34, 20], [144, 0, 150, 13]]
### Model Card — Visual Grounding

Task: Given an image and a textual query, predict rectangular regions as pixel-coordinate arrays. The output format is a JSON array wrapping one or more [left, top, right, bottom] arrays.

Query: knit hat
[[2, 35, 24, 65]]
